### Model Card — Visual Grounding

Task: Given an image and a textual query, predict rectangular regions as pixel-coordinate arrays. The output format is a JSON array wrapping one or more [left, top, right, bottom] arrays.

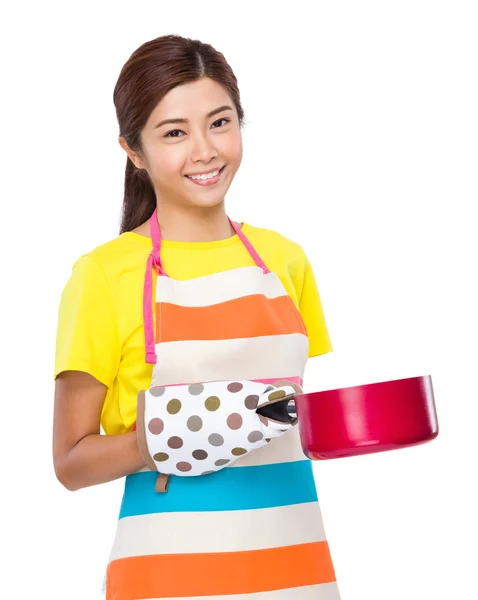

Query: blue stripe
[[119, 460, 317, 519]]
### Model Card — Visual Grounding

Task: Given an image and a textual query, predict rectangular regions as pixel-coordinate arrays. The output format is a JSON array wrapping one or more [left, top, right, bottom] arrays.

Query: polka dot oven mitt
[[136, 379, 302, 492]]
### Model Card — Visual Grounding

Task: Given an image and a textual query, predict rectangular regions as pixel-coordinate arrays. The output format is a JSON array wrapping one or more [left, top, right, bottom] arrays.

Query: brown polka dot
[[248, 430, 264, 443], [188, 383, 204, 395], [265, 438, 271, 443], [227, 382, 243, 393], [148, 418, 164, 435], [202, 470, 215, 475], [167, 436, 183, 449], [192, 449, 208, 460], [244, 394, 259, 409], [150, 386, 166, 397], [208, 433, 224, 446], [231, 447, 248, 456], [205, 396, 221, 411], [268, 389, 287, 401], [153, 452, 169, 462], [167, 399, 182, 414], [259, 415, 269, 427], [215, 459, 230, 466], [177, 462, 192, 472], [227, 413, 243, 430], [187, 415, 203, 432]]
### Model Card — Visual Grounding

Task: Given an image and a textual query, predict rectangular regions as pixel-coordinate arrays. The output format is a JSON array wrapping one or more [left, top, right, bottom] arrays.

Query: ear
[[118, 136, 145, 170]]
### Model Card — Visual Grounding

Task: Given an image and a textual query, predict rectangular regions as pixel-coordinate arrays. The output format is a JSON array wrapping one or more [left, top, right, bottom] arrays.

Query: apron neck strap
[[149, 208, 166, 276], [143, 208, 270, 364], [143, 208, 163, 364], [228, 217, 270, 274], [150, 209, 270, 275]]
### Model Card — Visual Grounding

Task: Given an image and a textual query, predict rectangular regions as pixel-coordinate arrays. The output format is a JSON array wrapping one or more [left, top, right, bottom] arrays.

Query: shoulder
[[242, 223, 308, 272], [243, 222, 303, 249], [70, 233, 152, 282]]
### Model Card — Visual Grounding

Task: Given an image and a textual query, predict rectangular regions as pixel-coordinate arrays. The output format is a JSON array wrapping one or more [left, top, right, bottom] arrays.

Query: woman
[[53, 34, 341, 599]]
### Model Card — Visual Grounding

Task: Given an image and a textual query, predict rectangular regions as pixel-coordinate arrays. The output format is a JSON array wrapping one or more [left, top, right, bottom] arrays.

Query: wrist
[[129, 430, 146, 469]]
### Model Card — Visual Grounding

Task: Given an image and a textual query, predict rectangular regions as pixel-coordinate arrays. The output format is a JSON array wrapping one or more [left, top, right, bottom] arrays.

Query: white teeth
[[188, 168, 220, 180]]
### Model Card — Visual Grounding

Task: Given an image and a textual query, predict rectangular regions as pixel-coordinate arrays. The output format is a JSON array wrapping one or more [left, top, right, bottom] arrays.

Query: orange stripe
[[155, 295, 306, 343], [107, 541, 336, 599]]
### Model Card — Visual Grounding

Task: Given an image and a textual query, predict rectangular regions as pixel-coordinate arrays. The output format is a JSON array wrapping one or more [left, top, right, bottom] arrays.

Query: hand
[[135, 380, 301, 490]]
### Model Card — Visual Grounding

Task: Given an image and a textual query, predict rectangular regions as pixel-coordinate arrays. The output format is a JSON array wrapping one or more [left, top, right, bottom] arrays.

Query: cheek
[[223, 134, 243, 165], [152, 151, 182, 178]]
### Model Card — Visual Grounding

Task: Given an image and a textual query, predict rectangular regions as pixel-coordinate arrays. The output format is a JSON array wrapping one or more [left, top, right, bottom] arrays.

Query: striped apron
[[105, 209, 341, 599]]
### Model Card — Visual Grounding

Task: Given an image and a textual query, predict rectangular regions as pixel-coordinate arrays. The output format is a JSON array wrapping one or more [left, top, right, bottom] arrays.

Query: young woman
[[53, 34, 341, 600]]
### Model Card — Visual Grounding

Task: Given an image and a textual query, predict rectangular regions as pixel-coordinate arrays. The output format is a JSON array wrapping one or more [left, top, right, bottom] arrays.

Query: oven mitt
[[136, 379, 302, 492]]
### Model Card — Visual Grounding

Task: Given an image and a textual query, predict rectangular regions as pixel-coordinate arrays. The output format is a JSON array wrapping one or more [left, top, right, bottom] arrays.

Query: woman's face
[[121, 77, 243, 210]]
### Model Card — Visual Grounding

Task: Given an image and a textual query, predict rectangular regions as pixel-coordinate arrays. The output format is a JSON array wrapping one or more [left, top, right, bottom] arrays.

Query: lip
[[185, 165, 226, 186], [185, 166, 224, 177]]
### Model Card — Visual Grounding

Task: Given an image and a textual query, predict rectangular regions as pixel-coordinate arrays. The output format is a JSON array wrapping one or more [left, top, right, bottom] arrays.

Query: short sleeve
[[54, 254, 121, 387], [299, 254, 333, 358]]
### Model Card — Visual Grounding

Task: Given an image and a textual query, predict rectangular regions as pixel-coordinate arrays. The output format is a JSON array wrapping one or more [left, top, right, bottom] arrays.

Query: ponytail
[[120, 158, 156, 234]]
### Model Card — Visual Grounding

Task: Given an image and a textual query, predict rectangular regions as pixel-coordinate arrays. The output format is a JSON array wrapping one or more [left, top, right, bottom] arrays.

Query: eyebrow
[[154, 105, 233, 129]]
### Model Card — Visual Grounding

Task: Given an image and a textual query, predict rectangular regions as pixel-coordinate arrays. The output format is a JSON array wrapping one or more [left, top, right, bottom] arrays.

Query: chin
[[183, 189, 228, 210], [188, 197, 225, 209]]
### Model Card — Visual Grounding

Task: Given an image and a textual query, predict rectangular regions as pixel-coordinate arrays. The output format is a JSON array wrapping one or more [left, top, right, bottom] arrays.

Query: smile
[[185, 166, 225, 186]]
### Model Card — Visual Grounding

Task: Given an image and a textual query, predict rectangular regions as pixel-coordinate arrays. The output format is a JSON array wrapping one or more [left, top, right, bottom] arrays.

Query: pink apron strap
[[143, 208, 166, 364], [228, 218, 270, 274], [143, 211, 270, 364]]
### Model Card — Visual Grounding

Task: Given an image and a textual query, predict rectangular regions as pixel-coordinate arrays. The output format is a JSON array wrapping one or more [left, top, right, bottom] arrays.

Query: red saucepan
[[293, 375, 438, 459]]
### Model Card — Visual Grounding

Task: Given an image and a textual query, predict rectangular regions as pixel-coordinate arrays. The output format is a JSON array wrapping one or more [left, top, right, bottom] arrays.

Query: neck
[[154, 202, 236, 242]]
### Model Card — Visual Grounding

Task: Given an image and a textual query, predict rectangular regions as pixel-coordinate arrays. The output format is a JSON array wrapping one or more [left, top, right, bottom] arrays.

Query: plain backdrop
[[1, 1, 477, 599]]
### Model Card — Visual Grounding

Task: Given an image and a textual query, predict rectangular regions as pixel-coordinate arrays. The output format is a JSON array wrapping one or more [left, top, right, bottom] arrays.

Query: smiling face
[[119, 77, 243, 211]]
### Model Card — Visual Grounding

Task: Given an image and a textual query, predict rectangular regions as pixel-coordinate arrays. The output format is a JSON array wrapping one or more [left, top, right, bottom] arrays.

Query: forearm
[[58, 431, 146, 491]]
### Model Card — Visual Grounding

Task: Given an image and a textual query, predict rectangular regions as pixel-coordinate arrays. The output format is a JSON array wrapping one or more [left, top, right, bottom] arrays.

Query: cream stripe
[[138, 583, 341, 600], [150, 334, 308, 387], [109, 501, 325, 561], [156, 266, 288, 307]]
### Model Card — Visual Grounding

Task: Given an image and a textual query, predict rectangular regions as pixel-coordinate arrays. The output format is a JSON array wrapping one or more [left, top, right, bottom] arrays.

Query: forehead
[[146, 78, 232, 127]]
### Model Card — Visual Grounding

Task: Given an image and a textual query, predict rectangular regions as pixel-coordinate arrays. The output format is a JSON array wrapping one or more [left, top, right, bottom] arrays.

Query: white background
[[1, 1, 477, 599]]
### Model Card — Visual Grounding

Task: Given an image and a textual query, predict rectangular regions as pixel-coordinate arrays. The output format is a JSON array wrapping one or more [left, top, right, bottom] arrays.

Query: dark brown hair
[[113, 34, 246, 234]]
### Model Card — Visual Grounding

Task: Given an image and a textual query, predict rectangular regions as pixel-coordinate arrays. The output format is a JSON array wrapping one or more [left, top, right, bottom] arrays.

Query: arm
[[53, 370, 145, 491]]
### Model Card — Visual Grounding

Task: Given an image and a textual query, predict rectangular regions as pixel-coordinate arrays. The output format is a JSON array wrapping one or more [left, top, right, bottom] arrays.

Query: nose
[[190, 130, 219, 163]]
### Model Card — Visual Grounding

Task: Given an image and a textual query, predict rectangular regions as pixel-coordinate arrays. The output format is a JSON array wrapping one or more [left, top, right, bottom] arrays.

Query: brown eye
[[164, 118, 230, 138], [164, 129, 184, 138], [213, 118, 231, 128]]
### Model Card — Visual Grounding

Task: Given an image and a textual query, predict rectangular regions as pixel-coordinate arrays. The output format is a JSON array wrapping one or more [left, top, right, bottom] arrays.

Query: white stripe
[[109, 501, 326, 560], [150, 334, 308, 387], [156, 266, 288, 307], [138, 583, 341, 600]]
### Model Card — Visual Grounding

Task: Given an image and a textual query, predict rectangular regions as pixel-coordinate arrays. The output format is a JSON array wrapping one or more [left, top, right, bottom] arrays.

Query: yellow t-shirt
[[54, 223, 333, 435]]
